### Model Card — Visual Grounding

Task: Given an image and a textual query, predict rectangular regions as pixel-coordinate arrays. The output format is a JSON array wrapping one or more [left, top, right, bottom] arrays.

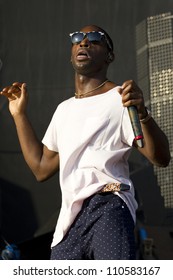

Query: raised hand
[[117, 80, 147, 119], [0, 82, 28, 117]]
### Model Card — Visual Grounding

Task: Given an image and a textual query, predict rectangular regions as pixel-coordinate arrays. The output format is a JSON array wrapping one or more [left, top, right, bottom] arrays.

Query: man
[[0, 25, 170, 260]]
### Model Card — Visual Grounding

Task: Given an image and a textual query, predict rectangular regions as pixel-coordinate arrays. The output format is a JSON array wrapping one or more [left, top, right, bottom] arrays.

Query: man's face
[[70, 25, 109, 75]]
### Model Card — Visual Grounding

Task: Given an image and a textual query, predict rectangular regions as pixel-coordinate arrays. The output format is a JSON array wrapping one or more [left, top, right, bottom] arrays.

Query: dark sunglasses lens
[[71, 32, 84, 44], [87, 32, 102, 42]]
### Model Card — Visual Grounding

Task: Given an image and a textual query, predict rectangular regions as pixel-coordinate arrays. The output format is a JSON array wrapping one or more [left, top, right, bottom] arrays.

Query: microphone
[[127, 105, 144, 148]]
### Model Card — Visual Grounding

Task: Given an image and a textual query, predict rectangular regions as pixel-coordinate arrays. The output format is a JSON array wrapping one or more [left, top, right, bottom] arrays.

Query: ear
[[107, 52, 114, 63]]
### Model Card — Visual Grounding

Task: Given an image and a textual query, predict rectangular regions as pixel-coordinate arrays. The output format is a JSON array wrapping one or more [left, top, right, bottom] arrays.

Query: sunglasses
[[69, 31, 112, 51]]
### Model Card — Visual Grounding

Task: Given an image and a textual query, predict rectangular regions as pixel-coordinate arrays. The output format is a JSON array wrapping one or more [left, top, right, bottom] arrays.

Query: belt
[[99, 182, 130, 193]]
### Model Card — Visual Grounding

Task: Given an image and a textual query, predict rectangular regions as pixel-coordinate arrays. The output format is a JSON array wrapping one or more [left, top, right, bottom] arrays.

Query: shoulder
[[59, 96, 74, 107], [105, 85, 123, 103], [55, 96, 74, 112]]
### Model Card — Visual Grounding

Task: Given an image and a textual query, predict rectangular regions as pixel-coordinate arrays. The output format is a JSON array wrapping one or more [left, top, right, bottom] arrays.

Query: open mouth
[[76, 49, 90, 60]]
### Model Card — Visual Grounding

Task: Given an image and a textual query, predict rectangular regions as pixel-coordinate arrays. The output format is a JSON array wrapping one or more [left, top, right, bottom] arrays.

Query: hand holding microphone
[[127, 105, 144, 148], [118, 80, 146, 148]]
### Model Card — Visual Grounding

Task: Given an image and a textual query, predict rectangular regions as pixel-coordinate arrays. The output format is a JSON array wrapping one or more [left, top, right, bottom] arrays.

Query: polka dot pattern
[[51, 193, 136, 260]]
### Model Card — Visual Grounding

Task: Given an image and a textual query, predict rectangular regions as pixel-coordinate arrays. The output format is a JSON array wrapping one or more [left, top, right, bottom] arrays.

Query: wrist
[[140, 107, 152, 123], [13, 111, 27, 121]]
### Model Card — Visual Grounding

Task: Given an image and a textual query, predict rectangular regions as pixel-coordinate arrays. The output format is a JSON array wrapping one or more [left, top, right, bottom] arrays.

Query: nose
[[80, 37, 91, 48]]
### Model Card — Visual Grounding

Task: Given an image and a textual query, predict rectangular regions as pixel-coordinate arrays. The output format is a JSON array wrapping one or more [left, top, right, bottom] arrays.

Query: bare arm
[[0, 82, 59, 181], [119, 80, 171, 167], [135, 116, 170, 167]]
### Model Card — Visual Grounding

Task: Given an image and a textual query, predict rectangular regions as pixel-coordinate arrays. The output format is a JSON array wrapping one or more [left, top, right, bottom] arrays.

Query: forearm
[[13, 113, 44, 176], [137, 117, 171, 167]]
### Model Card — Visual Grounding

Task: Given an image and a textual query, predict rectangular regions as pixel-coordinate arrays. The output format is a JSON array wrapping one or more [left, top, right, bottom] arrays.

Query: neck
[[75, 75, 109, 98], [75, 79, 108, 98]]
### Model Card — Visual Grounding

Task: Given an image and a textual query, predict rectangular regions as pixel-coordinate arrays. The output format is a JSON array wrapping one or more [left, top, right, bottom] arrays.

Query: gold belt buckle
[[99, 182, 130, 193]]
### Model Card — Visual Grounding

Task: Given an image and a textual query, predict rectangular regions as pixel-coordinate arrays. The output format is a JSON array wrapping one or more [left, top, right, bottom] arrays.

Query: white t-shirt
[[42, 87, 138, 247]]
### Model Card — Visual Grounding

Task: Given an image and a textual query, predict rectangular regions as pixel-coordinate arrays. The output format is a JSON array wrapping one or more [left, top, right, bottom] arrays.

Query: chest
[[57, 94, 124, 152]]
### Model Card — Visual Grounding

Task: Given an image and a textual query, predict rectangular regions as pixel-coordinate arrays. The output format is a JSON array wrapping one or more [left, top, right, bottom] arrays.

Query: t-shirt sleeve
[[121, 107, 135, 146], [42, 109, 59, 152]]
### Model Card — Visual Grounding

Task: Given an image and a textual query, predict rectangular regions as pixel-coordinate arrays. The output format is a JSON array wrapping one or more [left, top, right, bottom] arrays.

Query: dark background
[[0, 0, 173, 259]]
